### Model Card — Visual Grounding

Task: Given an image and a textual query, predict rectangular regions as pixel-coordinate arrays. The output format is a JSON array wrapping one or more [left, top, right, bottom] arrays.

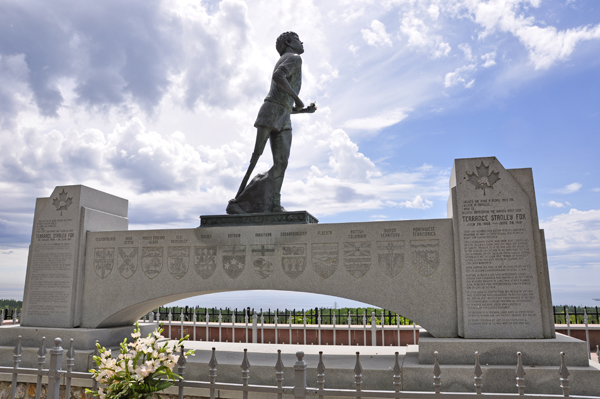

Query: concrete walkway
[[180, 340, 409, 371]]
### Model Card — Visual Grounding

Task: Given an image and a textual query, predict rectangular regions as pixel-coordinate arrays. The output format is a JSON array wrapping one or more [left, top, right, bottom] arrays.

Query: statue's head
[[276, 31, 301, 55]]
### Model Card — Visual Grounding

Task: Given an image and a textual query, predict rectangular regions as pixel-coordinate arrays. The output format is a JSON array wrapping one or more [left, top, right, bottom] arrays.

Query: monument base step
[[200, 211, 318, 227], [403, 347, 600, 396], [0, 323, 157, 351], [418, 331, 590, 367]]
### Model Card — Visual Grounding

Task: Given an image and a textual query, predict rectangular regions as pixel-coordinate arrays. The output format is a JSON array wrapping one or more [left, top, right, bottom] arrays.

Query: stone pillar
[[21, 185, 128, 328], [448, 157, 554, 338]]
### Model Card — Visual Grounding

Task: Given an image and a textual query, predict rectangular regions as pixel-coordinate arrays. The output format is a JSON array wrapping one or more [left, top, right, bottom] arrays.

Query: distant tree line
[[0, 299, 22, 309]]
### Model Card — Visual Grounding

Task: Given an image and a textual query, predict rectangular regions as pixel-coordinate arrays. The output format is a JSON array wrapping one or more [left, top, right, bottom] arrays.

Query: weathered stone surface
[[402, 346, 600, 396], [418, 331, 589, 366], [201, 211, 318, 227], [0, 323, 156, 351], [19, 157, 556, 345], [448, 157, 554, 339], [20, 185, 128, 328], [80, 218, 458, 337]]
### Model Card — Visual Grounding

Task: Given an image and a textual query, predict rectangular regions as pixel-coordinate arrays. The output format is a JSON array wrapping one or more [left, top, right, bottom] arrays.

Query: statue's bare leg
[[270, 128, 292, 211], [235, 127, 272, 198]]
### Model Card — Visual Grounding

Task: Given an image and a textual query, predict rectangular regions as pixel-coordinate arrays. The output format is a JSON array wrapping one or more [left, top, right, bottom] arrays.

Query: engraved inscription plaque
[[94, 248, 114, 279], [410, 239, 439, 277], [451, 157, 548, 338], [223, 245, 246, 279], [343, 242, 371, 278], [21, 185, 128, 328], [282, 244, 306, 279], [251, 244, 276, 279], [118, 248, 138, 279], [142, 247, 163, 279], [377, 241, 404, 278], [194, 246, 217, 279], [168, 246, 190, 279], [312, 243, 338, 279]]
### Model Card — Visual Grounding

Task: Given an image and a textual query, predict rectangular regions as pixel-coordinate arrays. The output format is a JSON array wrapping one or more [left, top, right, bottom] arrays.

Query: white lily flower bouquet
[[86, 322, 195, 399]]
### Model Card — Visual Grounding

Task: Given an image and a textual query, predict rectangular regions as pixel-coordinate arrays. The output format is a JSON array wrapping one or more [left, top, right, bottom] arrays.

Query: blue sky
[[0, 0, 599, 309]]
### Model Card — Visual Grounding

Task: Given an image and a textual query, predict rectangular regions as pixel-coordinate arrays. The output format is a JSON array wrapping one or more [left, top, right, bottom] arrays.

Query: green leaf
[[133, 351, 144, 367], [154, 381, 174, 391]]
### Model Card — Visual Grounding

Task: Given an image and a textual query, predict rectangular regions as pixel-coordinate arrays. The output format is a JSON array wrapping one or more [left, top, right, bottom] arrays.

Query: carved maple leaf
[[52, 189, 73, 215], [465, 162, 501, 196]]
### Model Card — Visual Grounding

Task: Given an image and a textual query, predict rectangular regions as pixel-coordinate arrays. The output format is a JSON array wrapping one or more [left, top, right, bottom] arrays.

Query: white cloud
[[542, 208, 600, 252], [541, 208, 600, 289], [361, 20, 393, 47], [592, 188, 600, 192], [481, 51, 496, 67], [427, 4, 440, 20], [2, 0, 600, 305], [554, 182, 582, 194], [457, 0, 600, 69], [0, 54, 32, 129], [341, 5, 365, 23], [400, 11, 451, 58], [444, 64, 476, 88], [545, 201, 564, 208], [398, 195, 433, 209], [342, 107, 410, 131], [327, 129, 378, 181], [458, 43, 474, 61]]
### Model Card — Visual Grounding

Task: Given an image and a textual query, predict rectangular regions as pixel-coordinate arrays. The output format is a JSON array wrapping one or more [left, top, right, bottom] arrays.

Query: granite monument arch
[[19, 156, 556, 341]]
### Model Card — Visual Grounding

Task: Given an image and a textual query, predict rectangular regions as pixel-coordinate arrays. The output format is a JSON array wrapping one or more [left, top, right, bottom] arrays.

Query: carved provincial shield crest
[[411, 240, 440, 277], [311, 243, 338, 279], [168, 246, 190, 279], [141, 247, 163, 279], [222, 245, 246, 279], [251, 244, 275, 279], [282, 244, 306, 279], [118, 247, 138, 279], [94, 248, 114, 279], [377, 241, 405, 278], [343, 242, 371, 278], [194, 246, 217, 279]]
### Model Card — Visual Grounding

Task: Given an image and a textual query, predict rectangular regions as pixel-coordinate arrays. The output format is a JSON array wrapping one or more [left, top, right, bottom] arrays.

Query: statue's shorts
[[254, 100, 292, 132]]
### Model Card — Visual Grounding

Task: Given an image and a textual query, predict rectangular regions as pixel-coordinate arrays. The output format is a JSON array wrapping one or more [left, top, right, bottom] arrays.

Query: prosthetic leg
[[235, 127, 271, 198]]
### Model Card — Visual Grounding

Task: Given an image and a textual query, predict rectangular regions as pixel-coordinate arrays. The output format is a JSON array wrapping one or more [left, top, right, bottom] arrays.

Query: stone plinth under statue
[[4, 156, 598, 395]]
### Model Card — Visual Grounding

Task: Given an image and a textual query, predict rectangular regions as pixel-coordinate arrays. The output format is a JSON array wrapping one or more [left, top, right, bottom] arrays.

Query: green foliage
[[553, 305, 599, 324], [153, 306, 415, 325], [0, 299, 22, 309]]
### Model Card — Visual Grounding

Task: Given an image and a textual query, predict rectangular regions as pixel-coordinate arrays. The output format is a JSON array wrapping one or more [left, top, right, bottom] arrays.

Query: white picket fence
[[147, 309, 421, 346], [1, 335, 598, 399]]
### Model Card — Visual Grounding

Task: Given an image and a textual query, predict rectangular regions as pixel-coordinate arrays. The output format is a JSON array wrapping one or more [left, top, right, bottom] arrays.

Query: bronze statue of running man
[[227, 32, 316, 214]]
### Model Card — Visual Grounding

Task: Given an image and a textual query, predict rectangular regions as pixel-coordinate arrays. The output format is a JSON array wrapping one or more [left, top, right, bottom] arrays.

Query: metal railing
[[2, 305, 599, 325], [144, 307, 600, 351], [144, 308, 420, 346], [1, 335, 599, 399]]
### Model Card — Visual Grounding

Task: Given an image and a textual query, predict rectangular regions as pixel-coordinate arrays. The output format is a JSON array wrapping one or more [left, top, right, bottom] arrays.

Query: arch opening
[[96, 289, 433, 333]]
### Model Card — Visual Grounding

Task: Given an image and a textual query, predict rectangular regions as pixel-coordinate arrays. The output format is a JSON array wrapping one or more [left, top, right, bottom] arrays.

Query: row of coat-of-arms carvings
[[93, 240, 440, 280]]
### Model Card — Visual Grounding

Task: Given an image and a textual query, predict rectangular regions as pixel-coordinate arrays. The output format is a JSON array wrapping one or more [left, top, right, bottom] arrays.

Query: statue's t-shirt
[[254, 53, 302, 132]]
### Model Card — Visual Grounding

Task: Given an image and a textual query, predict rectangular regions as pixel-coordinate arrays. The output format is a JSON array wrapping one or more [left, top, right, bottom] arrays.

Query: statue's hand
[[305, 102, 317, 113]]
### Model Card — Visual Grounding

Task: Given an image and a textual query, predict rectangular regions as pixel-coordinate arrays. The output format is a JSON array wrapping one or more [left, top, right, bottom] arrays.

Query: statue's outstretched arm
[[291, 102, 317, 114]]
